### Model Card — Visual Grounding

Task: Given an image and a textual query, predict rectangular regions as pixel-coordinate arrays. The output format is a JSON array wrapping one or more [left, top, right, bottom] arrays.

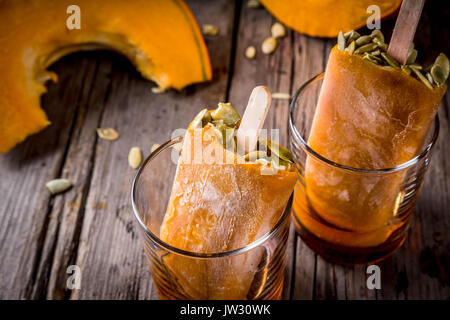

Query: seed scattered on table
[[151, 143, 160, 153], [46, 178, 72, 195], [128, 147, 142, 169], [202, 24, 219, 36], [262, 37, 277, 55], [151, 87, 165, 94], [271, 22, 286, 39], [272, 92, 291, 100], [245, 46, 256, 59], [96, 128, 119, 141], [247, 0, 261, 8]]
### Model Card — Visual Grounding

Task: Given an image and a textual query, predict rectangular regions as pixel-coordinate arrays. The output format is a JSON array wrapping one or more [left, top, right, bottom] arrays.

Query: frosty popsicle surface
[[159, 94, 297, 299]]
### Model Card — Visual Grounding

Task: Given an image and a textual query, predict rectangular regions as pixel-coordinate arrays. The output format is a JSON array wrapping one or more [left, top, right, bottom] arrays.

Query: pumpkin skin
[[0, 0, 212, 153], [259, 0, 402, 38]]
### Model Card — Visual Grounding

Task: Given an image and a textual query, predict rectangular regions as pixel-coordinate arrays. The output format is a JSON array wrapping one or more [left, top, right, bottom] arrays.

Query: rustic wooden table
[[1, 0, 449, 300]]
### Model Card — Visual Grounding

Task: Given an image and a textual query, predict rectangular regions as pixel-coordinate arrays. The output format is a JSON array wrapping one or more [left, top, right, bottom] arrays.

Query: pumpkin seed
[[244, 151, 269, 161], [343, 30, 354, 39], [271, 22, 286, 39], [46, 178, 72, 195], [337, 31, 346, 51], [430, 53, 449, 86], [191, 108, 212, 128], [345, 30, 360, 45], [212, 122, 235, 148], [409, 64, 422, 70], [355, 35, 372, 46], [150, 143, 160, 153], [247, 0, 261, 8], [401, 65, 412, 75], [263, 139, 293, 163], [128, 147, 142, 169], [381, 53, 400, 69], [172, 142, 183, 153], [202, 24, 219, 36], [211, 103, 241, 127], [379, 43, 388, 51], [426, 72, 434, 85], [363, 53, 381, 64], [262, 37, 277, 54], [411, 67, 433, 89], [406, 48, 418, 65], [372, 37, 388, 51], [271, 157, 291, 171], [370, 29, 384, 43], [245, 46, 256, 59], [345, 41, 356, 54], [96, 128, 119, 141], [272, 92, 291, 100], [354, 43, 378, 54], [151, 87, 165, 94], [255, 158, 270, 166], [430, 65, 446, 86]]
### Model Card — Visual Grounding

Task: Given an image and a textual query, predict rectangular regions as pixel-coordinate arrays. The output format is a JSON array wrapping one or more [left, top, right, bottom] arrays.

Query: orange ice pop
[[160, 89, 297, 299], [294, 29, 448, 249]]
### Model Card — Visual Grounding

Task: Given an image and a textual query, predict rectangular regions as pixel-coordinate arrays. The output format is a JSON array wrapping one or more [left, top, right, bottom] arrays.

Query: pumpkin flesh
[[0, 0, 212, 153]]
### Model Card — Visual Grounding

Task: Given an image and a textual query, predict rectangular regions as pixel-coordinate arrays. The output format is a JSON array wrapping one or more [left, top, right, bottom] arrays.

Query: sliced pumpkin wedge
[[0, 0, 212, 153], [259, 0, 402, 38]]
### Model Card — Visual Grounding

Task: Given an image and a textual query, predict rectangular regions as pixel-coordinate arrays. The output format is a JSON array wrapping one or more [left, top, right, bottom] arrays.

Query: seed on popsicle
[[337, 31, 346, 51], [355, 35, 372, 46], [46, 178, 72, 195], [431, 53, 449, 86]]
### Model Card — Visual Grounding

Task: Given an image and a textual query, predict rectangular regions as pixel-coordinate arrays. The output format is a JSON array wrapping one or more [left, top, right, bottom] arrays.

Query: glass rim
[[289, 72, 440, 175], [131, 135, 292, 259]]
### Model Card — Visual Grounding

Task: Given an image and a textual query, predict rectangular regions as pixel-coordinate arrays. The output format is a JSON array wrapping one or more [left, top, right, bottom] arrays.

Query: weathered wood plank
[[376, 1, 450, 300], [31, 53, 125, 299], [226, 1, 295, 299], [0, 55, 97, 299], [289, 33, 326, 300]]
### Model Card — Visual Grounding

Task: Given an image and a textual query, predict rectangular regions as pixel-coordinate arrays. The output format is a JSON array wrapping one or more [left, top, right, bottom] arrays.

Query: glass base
[[293, 214, 407, 266]]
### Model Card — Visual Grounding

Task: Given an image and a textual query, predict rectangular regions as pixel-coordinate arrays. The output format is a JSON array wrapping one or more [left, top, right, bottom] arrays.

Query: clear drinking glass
[[131, 136, 292, 299], [289, 73, 439, 266]]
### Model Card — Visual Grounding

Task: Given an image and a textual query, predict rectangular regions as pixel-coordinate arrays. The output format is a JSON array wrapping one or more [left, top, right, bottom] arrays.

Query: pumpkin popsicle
[[159, 88, 297, 299], [294, 29, 448, 250]]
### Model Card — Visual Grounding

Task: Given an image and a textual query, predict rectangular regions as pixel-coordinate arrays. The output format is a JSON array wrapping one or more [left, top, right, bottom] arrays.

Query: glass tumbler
[[289, 73, 439, 266], [131, 136, 292, 299]]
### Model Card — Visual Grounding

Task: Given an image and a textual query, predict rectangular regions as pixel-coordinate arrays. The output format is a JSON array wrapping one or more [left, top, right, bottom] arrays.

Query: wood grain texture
[[0, 0, 448, 300]]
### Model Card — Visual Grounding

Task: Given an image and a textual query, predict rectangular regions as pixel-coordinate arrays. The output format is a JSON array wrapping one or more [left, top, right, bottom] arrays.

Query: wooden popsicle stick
[[236, 86, 271, 154], [387, 0, 425, 65]]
